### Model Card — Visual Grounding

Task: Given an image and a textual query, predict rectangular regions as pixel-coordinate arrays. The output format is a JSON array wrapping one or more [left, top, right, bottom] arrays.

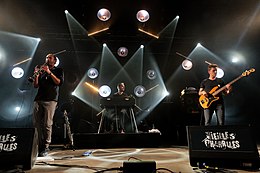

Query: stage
[[28, 145, 260, 173], [0, 131, 259, 173], [73, 132, 162, 149]]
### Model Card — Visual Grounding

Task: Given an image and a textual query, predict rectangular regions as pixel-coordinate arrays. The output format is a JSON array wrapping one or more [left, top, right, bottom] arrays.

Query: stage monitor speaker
[[0, 128, 38, 170], [187, 125, 260, 169], [123, 161, 156, 173]]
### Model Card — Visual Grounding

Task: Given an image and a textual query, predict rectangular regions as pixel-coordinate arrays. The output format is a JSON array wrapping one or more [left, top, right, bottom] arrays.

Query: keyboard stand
[[129, 108, 138, 133], [98, 107, 138, 133]]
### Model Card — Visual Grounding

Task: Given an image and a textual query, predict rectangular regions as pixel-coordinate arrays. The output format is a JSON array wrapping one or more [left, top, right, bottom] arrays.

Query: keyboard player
[[100, 82, 135, 133]]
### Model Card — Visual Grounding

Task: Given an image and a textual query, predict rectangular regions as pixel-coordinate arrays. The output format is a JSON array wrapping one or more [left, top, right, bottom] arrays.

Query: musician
[[198, 64, 232, 126], [103, 82, 133, 133], [32, 53, 64, 157], [113, 82, 129, 133]]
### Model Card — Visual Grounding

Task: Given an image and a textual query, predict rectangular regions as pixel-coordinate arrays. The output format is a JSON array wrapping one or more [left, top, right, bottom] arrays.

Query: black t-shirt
[[34, 67, 64, 102], [113, 92, 129, 97], [200, 78, 225, 102]]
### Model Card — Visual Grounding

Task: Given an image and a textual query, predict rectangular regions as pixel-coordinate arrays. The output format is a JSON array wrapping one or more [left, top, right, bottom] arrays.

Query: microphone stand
[[97, 109, 106, 133], [63, 110, 75, 151], [134, 104, 142, 111]]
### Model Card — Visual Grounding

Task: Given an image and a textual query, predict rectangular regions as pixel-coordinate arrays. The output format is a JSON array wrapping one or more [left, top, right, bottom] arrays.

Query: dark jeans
[[203, 103, 224, 126]]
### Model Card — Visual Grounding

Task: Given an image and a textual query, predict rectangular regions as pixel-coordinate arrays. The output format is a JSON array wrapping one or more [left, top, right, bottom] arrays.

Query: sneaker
[[38, 148, 50, 157]]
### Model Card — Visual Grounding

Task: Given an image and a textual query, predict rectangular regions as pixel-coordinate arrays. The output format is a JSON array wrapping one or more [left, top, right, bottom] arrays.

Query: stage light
[[140, 45, 144, 48], [216, 68, 224, 78], [117, 47, 128, 57], [15, 106, 21, 112], [136, 10, 149, 22], [13, 57, 32, 66], [0, 52, 4, 61], [87, 68, 99, 79], [138, 28, 159, 39], [182, 59, 193, 70], [103, 43, 107, 47], [163, 90, 170, 97], [85, 82, 99, 92], [147, 69, 156, 80], [88, 27, 109, 36], [134, 85, 146, 97], [65, 10, 69, 14], [97, 8, 111, 21], [176, 52, 193, 70], [145, 84, 159, 93], [229, 52, 245, 64], [99, 85, 111, 97], [54, 57, 60, 67], [11, 67, 24, 79], [231, 57, 239, 63]]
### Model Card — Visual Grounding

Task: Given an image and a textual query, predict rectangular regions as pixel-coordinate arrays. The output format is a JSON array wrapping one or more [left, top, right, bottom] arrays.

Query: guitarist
[[198, 64, 232, 126]]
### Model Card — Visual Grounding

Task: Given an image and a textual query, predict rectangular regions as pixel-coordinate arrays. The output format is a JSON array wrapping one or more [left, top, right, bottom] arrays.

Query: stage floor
[[23, 145, 260, 173]]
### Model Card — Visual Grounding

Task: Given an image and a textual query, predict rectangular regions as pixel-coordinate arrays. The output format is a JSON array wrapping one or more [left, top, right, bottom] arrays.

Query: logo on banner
[[0, 134, 17, 152], [202, 131, 240, 150]]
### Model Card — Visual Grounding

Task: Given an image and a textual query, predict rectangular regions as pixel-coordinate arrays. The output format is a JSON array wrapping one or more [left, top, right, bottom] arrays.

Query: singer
[[32, 53, 64, 157]]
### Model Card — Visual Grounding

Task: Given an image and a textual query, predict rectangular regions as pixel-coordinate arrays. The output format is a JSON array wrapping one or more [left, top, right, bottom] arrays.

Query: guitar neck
[[213, 75, 243, 96]]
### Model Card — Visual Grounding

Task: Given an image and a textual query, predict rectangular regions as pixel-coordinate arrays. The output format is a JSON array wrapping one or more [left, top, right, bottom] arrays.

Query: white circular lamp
[[136, 10, 150, 22], [97, 8, 111, 21]]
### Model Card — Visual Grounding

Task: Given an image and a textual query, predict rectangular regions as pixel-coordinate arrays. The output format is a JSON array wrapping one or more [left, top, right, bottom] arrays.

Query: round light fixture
[[117, 47, 128, 57], [11, 67, 24, 79], [182, 59, 193, 70], [216, 67, 224, 78], [54, 57, 60, 67], [87, 68, 99, 79], [99, 85, 111, 97], [97, 8, 111, 21], [146, 69, 156, 80], [136, 10, 149, 22], [134, 85, 146, 97]]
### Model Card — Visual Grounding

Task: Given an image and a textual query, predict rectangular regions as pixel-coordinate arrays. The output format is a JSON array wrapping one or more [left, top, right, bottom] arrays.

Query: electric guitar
[[199, 68, 255, 109]]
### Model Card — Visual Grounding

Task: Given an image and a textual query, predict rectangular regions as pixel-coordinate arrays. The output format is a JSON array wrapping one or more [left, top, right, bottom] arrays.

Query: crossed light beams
[[0, 30, 40, 123], [99, 44, 168, 123], [98, 44, 134, 86], [72, 43, 168, 121], [65, 9, 170, 120]]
